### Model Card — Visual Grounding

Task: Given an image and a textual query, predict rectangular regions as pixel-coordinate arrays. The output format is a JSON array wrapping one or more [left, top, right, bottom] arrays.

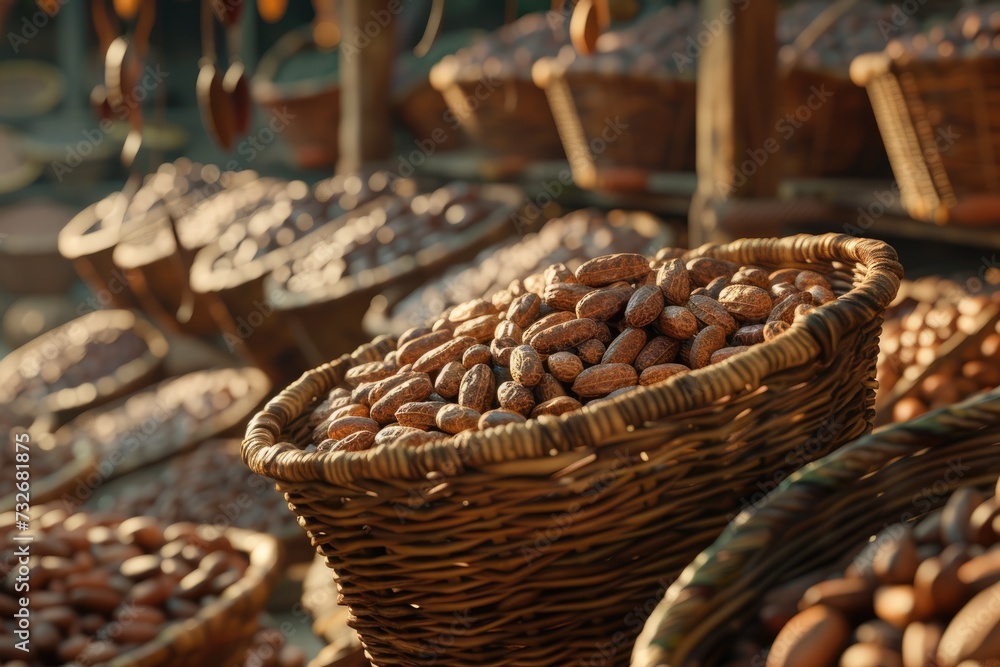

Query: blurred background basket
[[243, 234, 901, 666], [633, 385, 1000, 667], [852, 49, 1000, 225]]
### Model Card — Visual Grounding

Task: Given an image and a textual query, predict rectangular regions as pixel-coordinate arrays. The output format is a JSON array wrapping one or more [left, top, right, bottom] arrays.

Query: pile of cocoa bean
[[876, 277, 1000, 423], [1, 320, 149, 406], [70, 368, 258, 469], [272, 182, 502, 296], [445, 12, 569, 80], [382, 208, 670, 332], [90, 440, 296, 537], [208, 172, 404, 274], [310, 251, 840, 452], [887, 3, 1000, 60], [564, 3, 700, 78], [778, 1, 918, 71], [0, 509, 250, 666], [749, 482, 1000, 667]]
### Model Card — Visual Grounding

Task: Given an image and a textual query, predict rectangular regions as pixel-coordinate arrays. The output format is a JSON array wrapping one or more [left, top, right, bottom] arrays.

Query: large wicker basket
[[633, 385, 1000, 667], [534, 60, 696, 191], [851, 50, 1000, 224], [242, 234, 901, 666]]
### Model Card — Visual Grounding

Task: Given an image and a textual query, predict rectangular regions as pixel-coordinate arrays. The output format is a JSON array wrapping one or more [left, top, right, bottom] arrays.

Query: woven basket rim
[[0, 310, 169, 416], [632, 384, 1000, 666], [57, 193, 131, 259], [243, 233, 902, 486], [0, 427, 96, 512]]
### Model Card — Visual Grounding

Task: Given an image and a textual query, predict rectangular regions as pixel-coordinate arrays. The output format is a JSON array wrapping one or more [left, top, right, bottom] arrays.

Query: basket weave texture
[[853, 52, 1000, 224], [633, 385, 1000, 666], [243, 234, 902, 666]]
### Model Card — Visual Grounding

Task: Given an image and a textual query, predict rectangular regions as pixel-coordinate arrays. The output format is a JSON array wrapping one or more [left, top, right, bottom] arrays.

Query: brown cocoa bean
[[686, 257, 738, 287], [459, 364, 495, 413], [497, 381, 535, 416], [455, 313, 502, 342], [575, 285, 635, 321], [689, 325, 727, 369], [507, 293, 542, 328], [413, 336, 476, 373], [635, 335, 682, 371], [639, 363, 690, 385], [719, 284, 773, 321], [532, 318, 600, 354], [530, 396, 583, 418], [370, 375, 434, 424], [602, 328, 648, 365], [656, 258, 691, 306], [547, 352, 584, 382], [572, 363, 638, 397], [543, 283, 595, 311], [656, 305, 699, 339], [625, 284, 665, 328], [479, 409, 527, 430], [687, 295, 738, 335], [575, 252, 650, 287], [435, 404, 481, 434]]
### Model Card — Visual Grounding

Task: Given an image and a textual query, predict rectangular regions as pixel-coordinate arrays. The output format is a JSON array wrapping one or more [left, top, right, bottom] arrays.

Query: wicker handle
[[632, 385, 1000, 666]]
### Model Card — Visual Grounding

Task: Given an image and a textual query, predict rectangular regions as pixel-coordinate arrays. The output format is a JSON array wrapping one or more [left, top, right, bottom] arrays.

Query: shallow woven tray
[[266, 184, 526, 367], [243, 234, 901, 666], [0, 309, 168, 426], [633, 385, 1000, 666]]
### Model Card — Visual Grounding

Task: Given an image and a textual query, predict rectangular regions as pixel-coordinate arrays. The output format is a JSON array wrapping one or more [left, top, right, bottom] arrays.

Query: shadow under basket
[[242, 234, 901, 666], [852, 51, 1000, 225], [633, 386, 1000, 667], [534, 59, 696, 192]]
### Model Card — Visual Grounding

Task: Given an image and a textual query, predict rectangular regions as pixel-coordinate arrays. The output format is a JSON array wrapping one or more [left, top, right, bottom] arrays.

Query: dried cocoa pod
[[656, 305, 699, 339], [491, 336, 518, 366], [413, 336, 477, 373], [547, 352, 584, 382], [625, 284, 665, 328], [718, 284, 773, 321], [497, 381, 535, 416], [572, 363, 639, 397], [462, 344, 492, 367], [494, 319, 524, 343], [704, 276, 731, 300], [395, 401, 448, 429], [732, 324, 765, 346], [398, 329, 453, 365], [710, 346, 750, 364], [544, 262, 576, 285], [530, 396, 583, 418], [328, 416, 379, 440], [434, 361, 467, 399], [370, 375, 434, 424], [575, 285, 635, 321], [534, 373, 567, 403], [602, 328, 648, 365], [576, 339, 606, 365], [795, 270, 832, 292], [479, 409, 527, 430], [507, 293, 542, 328], [448, 298, 495, 323], [769, 293, 813, 324], [731, 267, 770, 290], [543, 282, 595, 311], [397, 326, 432, 348], [435, 404, 481, 434], [687, 295, 738, 335], [657, 258, 691, 306], [686, 257, 738, 287], [511, 345, 545, 387], [455, 313, 502, 343], [396, 429, 450, 447], [639, 363, 690, 385], [688, 325, 727, 369], [345, 360, 398, 387], [458, 364, 495, 414], [523, 311, 576, 345], [634, 336, 680, 371], [531, 318, 600, 354], [575, 252, 650, 287]]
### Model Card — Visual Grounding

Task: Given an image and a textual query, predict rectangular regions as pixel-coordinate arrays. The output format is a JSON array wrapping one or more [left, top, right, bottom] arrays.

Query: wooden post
[[337, 0, 396, 174], [688, 0, 780, 246]]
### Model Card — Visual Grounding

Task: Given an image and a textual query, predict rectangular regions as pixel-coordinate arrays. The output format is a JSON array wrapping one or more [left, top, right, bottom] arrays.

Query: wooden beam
[[689, 0, 780, 245], [337, 0, 396, 174]]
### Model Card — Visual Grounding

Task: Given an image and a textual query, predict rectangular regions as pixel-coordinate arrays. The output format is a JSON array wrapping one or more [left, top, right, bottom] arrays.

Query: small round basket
[[0, 309, 168, 426], [243, 233, 901, 666], [632, 385, 1000, 667]]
